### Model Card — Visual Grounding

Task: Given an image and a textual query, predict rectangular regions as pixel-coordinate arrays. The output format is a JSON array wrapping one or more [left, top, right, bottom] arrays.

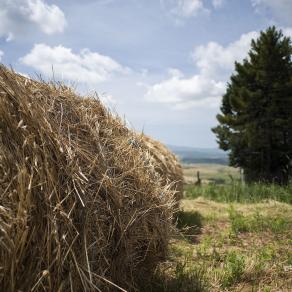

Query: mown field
[[183, 163, 240, 185], [150, 164, 292, 292]]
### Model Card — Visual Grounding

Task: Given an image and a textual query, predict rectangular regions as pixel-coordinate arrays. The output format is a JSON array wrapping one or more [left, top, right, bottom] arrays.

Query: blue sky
[[1, 0, 292, 147]]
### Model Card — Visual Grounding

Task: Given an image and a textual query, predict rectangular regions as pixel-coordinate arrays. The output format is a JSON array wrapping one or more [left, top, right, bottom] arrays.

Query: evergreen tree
[[212, 27, 292, 184]]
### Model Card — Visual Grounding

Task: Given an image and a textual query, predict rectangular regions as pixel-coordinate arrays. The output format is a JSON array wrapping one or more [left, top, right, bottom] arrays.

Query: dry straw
[[139, 135, 183, 207], [0, 65, 178, 291]]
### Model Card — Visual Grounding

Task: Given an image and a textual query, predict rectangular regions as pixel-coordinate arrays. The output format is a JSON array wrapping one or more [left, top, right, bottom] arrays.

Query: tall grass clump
[[185, 182, 292, 204]]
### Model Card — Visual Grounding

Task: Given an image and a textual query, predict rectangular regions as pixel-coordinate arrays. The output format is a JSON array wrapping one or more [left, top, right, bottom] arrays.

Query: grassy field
[[183, 163, 240, 185], [185, 183, 292, 204], [150, 164, 292, 292]]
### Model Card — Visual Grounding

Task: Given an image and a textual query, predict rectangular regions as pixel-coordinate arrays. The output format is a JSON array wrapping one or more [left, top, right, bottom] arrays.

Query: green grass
[[185, 182, 292, 204], [143, 262, 208, 292], [221, 251, 246, 288], [167, 195, 292, 291], [153, 163, 292, 291], [228, 206, 290, 234]]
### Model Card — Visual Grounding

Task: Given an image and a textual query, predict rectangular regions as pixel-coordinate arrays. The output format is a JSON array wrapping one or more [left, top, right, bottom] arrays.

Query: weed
[[144, 261, 209, 292], [221, 251, 246, 288], [287, 250, 292, 265], [258, 245, 276, 262], [269, 217, 287, 233], [196, 236, 212, 259], [176, 210, 203, 241], [228, 206, 250, 234], [252, 245, 277, 276], [170, 240, 193, 258]]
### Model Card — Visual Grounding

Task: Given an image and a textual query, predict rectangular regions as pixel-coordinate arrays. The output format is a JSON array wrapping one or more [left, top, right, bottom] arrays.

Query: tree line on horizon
[[213, 26, 292, 185]]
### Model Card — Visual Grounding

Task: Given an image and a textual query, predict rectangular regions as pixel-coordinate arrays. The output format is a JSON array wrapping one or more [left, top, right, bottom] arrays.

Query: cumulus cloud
[[252, 0, 292, 25], [175, 0, 207, 17], [192, 31, 259, 78], [21, 44, 130, 85], [26, 0, 66, 34], [145, 26, 292, 110], [282, 27, 292, 38], [145, 31, 261, 109], [0, 0, 66, 41], [0, 50, 3, 61], [212, 0, 224, 8], [167, 68, 184, 78], [145, 71, 225, 108], [162, 0, 225, 19], [162, 0, 209, 18]]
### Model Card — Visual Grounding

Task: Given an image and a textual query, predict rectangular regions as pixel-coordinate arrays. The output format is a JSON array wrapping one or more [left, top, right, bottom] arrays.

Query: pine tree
[[212, 27, 292, 184]]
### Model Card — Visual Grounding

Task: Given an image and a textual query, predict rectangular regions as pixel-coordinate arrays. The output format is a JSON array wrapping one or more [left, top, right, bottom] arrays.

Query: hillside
[[167, 145, 229, 165]]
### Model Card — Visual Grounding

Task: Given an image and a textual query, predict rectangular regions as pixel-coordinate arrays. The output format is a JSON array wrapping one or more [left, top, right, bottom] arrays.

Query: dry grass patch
[[171, 198, 292, 291]]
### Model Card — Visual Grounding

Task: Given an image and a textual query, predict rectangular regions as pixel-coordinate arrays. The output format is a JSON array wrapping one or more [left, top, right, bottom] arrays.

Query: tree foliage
[[213, 27, 292, 184]]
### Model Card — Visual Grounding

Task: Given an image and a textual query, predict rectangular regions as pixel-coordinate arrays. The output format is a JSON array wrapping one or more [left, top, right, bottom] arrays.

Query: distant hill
[[167, 145, 229, 165]]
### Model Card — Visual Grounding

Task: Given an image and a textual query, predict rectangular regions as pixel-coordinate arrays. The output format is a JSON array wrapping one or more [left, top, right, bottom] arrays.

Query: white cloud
[[162, 0, 209, 18], [145, 27, 292, 110], [192, 31, 259, 78], [145, 31, 261, 109], [252, 0, 292, 25], [0, 0, 66, 40], [145, 72, 225, 108], [167, 68, 184, 78], [20, 43, 130, 85], [0, 50, 3, 61], [176, 0, 206, 17], [212, 0, 224, 8], [282, 27, 292, 38], [162, 0, 225, 19], [26, 0, 66, 34]]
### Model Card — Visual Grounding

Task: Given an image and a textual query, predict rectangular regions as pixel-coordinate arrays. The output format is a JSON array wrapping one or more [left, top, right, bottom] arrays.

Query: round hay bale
[[139, 135, 183, 208], [0, 65, 174, 291]]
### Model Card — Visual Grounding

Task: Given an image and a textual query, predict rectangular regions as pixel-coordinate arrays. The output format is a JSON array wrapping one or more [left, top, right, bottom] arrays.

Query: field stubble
[[171, 198, 292, 291], [162, 164, 292, 291]]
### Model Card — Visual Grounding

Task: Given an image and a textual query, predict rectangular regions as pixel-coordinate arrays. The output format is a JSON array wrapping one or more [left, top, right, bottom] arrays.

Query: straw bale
[[139, 135, 183, 207], [0, 65, 175, 291]]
